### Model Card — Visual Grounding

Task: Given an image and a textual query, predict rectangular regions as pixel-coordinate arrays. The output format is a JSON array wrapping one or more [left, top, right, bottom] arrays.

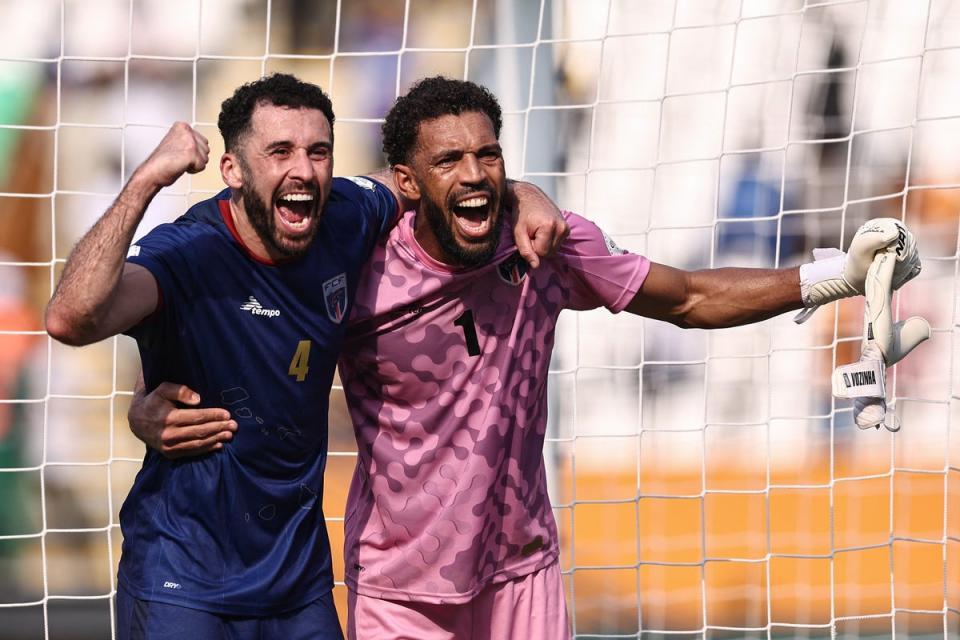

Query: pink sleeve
[[554, 212, 650, 312]]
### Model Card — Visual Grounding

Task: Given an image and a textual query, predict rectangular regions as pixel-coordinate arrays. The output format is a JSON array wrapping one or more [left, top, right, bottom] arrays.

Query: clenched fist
[[138, 122, 210, 189]]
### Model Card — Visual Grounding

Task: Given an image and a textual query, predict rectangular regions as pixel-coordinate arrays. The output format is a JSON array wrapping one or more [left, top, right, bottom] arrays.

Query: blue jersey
[[120, 177, 397, 616]]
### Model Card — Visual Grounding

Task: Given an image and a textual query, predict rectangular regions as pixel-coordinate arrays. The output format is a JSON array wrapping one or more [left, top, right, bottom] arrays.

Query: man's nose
[[288, 148, 316, 182], [458, 153, 484, 184]]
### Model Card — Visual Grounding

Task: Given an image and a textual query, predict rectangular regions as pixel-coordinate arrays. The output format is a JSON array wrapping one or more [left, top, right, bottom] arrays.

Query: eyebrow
[[264, 140, 332, 151], [428, 142, 501, 162]]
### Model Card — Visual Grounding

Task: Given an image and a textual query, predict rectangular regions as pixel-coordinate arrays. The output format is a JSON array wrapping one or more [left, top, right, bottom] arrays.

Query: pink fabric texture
[[340, 211, 650, 604], [347, 561, 570, 640]]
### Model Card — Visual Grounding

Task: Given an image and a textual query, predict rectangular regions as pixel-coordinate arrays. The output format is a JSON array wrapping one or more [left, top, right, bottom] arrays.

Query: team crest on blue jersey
[[322, 273, 348, 323], [497, 252, 529, 285]]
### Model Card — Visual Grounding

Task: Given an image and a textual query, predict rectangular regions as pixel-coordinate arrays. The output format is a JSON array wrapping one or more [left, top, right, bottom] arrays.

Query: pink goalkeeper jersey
[[339, 210, 650, 604]]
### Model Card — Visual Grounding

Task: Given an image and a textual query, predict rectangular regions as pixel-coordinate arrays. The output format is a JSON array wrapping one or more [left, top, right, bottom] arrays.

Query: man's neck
[[411, 210, 454, 265]]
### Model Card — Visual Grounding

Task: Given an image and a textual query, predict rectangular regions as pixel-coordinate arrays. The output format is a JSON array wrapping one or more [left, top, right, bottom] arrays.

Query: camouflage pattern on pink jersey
[[339, 210, 650, 603]]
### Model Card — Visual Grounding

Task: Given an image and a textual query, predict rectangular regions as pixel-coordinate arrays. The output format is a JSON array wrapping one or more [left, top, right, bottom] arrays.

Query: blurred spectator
[[0, 257, 41, 599]]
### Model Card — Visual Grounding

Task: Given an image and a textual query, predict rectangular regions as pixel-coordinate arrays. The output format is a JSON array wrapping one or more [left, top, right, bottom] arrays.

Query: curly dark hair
[[218, 73, 335, 152], [382, 76, 502, 166]]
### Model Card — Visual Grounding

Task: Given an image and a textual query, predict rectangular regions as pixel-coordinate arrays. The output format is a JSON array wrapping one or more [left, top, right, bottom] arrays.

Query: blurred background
[[0, 0, 958, 638]]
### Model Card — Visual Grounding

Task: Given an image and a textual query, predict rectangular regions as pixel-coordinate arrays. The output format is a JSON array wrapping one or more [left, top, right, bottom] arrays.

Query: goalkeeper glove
[[830, 246, 930, 431], [794, 218, 921, 324]]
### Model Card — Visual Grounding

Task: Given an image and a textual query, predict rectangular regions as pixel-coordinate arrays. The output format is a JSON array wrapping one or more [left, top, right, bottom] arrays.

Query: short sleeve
[[123, 222, 191, 343], [553, 212, 650, 312], [338, 176, 401, 244]]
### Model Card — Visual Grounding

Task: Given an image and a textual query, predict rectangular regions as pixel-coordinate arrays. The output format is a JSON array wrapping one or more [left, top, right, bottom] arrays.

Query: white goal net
[[0, 0, 957, 638]]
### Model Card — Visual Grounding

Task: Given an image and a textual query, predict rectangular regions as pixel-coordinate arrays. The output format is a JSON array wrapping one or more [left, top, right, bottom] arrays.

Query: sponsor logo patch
[[323, 273, 348, 323], [240, 296, 280, 318]]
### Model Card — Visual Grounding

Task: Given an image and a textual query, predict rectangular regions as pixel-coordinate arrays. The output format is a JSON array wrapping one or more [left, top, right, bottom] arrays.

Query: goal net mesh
[[0, 0, 957, 638]]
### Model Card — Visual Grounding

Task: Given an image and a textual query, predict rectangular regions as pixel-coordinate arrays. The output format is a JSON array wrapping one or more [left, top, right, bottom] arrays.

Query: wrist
[[121, 168, 164, 207], [799, 252, 856, 307]]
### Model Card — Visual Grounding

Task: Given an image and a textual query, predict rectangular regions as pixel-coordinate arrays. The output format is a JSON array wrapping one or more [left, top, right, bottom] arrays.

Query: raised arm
[[45, 122, 209, 345], [368, 168, 568, 267]]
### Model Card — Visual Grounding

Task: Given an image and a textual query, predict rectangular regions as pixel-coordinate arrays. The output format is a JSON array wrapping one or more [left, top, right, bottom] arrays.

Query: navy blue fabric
[[115, 585, 344, 639], [120, 178, 396, 617]]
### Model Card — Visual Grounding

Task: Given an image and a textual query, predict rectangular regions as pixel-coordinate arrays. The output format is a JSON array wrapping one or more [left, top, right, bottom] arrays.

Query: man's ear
[[221, 153, 243, 190], [392, 164, 420, 201]]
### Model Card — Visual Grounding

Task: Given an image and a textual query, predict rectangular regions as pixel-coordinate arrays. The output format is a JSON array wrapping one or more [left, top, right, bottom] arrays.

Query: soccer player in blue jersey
[[44, 73, 566, 639]]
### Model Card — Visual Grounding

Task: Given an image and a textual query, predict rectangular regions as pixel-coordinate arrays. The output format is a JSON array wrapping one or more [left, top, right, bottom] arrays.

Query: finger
[[854, 397, 886, 430], [188, 154, 208, 174], [163, 420, 236, 446], [883, 412, 901, 432], [550, 219, 570, 254], [164, 432, 232, 459], [531, 226, 555, 259], [194, 129, 210, 149], [167, 407, 233, 427], [855, 219, 899, 251], [864, 251, 895, 358], [194, 134, 210, 159], [155, 382, 201, 405], [886, 316, 931, 365], [514, 228, 540, 269]]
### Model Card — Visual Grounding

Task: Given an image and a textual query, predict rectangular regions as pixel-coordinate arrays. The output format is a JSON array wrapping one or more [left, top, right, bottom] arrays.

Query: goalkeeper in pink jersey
[[129, 77, 922, 639]]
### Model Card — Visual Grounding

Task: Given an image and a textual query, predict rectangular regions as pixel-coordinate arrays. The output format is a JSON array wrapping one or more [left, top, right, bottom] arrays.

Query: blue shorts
[[115, 587, 343, 640]]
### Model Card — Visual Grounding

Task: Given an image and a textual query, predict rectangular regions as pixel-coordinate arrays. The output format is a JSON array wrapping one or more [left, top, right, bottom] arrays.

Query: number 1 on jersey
[[453, 309, 481, 357], [289, 340, 311, 382]]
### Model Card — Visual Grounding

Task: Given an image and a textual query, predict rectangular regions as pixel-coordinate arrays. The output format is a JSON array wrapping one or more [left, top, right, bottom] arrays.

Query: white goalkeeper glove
[[830, 247, 930, 431], [794, 218, 921, 324]]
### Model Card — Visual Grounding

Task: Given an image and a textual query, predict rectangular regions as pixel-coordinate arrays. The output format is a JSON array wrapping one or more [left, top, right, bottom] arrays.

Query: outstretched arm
[[45, 123, 210, 345], [627, 218, 921, 329], [627, 263, 802, 329], [367, 168, 568, 267]]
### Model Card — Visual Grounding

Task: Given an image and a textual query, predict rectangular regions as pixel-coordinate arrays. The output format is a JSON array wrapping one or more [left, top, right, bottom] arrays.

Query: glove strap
[[831, 358, 885, 399]]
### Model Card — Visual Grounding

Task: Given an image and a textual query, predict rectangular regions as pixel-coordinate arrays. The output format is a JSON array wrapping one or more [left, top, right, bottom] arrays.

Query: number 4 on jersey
[[289, 340, 311, 382]]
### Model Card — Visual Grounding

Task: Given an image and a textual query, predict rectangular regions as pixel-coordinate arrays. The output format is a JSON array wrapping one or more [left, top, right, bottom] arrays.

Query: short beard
[[237, 163, 317, 259], [423, 194, 503, 268]]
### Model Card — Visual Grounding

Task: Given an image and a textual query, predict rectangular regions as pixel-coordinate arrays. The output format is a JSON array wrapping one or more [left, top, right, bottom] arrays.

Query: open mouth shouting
[[450, 191, 497, 242], [275, 190, 317, 237]]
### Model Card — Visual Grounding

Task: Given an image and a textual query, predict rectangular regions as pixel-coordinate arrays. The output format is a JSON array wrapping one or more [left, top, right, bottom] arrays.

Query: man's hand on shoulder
[[129, 381, 236, 459], [509, 181, 569, 268]]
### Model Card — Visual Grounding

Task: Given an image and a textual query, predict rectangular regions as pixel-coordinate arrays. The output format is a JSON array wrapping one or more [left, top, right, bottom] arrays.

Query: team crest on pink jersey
[[497, 252, 529, 285], [322, 273, 348, 323]]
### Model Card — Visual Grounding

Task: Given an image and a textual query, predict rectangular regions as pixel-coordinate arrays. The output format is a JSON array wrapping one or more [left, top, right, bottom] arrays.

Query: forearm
[[680, 266, 803, 329], [629, 262, 803, 329], [46, 171, 159, 344], [506, 180, 568, 267]]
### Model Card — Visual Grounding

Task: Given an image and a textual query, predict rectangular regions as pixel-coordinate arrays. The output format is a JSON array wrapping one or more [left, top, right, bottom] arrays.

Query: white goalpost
[[0, 0, 957, 638]]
